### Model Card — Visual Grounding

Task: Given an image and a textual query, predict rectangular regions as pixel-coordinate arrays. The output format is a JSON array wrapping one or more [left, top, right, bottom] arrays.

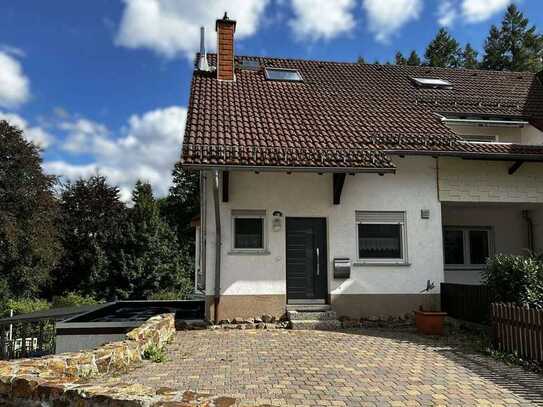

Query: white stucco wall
[[442, 205, 528, 285], [522, 125, 543, 145], [203, 157, 444, 297], [438, 158, 543, 203]]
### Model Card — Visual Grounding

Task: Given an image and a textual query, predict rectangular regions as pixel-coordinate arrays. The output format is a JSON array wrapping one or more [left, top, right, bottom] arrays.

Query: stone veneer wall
[[0, 313, 198, 406]]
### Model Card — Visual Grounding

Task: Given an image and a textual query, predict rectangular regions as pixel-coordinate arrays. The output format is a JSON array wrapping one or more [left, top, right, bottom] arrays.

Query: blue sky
[[0, 0, 542, 200]]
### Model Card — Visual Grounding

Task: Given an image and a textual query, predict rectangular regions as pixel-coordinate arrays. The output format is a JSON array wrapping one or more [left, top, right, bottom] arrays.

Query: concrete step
[[289, 320, 341, 330], [287, 310, 337, 321], [286, 304, 331, 312]]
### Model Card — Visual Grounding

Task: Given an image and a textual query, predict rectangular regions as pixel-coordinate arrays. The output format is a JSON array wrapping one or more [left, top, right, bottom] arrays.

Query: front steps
[[287, 306, 341, 330]]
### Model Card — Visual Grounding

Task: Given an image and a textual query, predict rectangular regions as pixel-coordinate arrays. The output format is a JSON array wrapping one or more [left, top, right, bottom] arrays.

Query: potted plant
[[415, 307, 447, 335]]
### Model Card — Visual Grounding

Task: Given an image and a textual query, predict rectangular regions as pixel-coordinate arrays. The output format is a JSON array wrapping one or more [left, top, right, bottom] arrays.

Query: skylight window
[[412, 77, 453, 89], [239, 60, 260, 71], [265, 68, 303, 82]]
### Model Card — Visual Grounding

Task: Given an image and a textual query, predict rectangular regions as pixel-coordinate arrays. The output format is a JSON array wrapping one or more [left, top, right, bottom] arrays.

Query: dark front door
[[286, 218, 327, 302]]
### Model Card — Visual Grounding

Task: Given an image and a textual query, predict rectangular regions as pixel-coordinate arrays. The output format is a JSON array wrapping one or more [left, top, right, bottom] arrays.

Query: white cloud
[[438, 0, 457, 27], [115, 0, 269, 59], [46, 106, 187, 201], [362, 0, 422, 43], [59, 118, 109, 153], [0, 111, 53, 148], [0, 45, 26, 58], [461, 0, 511, 23], [289, 0, 356, 41], [0, 51, 30, 108]]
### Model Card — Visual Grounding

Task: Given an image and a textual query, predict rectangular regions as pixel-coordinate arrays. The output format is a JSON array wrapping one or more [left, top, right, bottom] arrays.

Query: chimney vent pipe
[[198, 26, 210, 71]]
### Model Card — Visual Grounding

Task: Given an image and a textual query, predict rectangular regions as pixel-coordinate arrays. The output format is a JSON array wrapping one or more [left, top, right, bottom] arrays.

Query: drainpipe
[[212, 170, 222, 323], [522, 210, 535, 253], [199, 171, 207, 293]]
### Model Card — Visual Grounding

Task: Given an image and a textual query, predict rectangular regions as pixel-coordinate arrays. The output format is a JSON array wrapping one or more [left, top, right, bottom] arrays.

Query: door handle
[[316, 248, 320, 276]]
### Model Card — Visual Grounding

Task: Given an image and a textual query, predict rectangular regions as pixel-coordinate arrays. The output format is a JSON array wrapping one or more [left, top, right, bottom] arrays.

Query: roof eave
[[181, 163, 396, 174], [385, 149, 543, 162]]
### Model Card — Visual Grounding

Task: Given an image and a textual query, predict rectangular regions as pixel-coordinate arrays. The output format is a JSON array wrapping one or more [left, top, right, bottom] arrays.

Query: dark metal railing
[[0, 319, 56, 360]]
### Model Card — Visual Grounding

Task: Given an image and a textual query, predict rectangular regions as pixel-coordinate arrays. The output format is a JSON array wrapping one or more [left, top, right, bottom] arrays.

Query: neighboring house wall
[[445, 124, 542, 145], [438, 158, 543, 203], [203, 157, 443, 319], [442, 205, 528, 285], [446, 124, 522, 143], [530, 207, 543, 254]]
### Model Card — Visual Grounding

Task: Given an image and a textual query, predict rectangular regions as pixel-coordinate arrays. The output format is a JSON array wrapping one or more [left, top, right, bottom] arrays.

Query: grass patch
[[143, 344, 167, 363]]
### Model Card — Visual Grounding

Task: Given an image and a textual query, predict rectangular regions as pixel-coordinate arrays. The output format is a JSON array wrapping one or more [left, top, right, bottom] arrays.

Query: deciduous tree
[[0, 120, 61, 299], [55, 175, 125, 298]]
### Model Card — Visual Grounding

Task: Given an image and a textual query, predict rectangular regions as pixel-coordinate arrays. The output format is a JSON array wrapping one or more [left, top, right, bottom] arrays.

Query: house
[[181, 14, 543, 322]]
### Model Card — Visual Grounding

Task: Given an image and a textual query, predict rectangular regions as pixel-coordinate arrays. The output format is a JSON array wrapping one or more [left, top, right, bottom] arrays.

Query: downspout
[[522, 210, 535, 254], [212, 169, 222, 323], [199, 171, 207, 293]]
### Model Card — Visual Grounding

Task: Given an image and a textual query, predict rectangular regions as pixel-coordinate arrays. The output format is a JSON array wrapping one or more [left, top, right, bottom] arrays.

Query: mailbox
[[333, 257, 351, 279]]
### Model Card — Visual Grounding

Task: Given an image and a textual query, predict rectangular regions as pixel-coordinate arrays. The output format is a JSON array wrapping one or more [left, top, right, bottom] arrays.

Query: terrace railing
[[0, 319, 56, 360]]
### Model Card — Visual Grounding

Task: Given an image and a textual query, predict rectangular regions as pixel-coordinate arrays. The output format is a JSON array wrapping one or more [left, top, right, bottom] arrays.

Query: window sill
[[353, 261, 411, 267], [228, 250, 270, 256], [445, 265, 486, 271]]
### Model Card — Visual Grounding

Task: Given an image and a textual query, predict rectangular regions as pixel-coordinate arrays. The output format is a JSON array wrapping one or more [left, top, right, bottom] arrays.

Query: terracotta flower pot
[[415, 310, 447, 335]]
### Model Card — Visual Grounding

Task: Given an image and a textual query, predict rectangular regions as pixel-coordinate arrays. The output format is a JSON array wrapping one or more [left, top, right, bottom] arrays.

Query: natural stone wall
[[0, 313, 203, 406]]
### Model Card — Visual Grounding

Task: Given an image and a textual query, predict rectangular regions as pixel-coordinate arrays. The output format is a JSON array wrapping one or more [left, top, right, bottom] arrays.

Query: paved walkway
[[118, 329, 543, 406]]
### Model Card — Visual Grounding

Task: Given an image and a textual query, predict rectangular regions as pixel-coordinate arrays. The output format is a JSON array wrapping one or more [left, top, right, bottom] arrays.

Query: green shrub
[[149, 290, 182, 300], [483, 254, 543, 309], [148, 279, 193, 301], [142, 344, 167, 363], [1, 298, 50, 318], [51, 292, 99, 308]]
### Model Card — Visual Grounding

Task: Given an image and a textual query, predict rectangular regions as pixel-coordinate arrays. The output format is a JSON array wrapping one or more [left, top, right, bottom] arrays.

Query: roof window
[[412, 77, 453, 89], [239, 60, 260, 71], [265, 68, 303, 82]]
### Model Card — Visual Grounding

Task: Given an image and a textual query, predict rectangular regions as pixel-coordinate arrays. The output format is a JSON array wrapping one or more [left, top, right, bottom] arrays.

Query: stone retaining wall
[[0, 313, 205, 406]]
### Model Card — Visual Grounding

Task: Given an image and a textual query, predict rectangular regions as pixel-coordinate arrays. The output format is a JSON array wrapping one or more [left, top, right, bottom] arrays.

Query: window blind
[[355, 211, 406, 223]]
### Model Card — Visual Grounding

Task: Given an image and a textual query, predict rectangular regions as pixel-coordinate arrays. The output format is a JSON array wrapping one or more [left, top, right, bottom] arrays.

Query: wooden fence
[[441, 283, 491, 323], [491, 303, 543, 363]]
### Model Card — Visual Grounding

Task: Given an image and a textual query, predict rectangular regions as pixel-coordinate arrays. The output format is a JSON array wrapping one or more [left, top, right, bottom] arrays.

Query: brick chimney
[[215, 13, 236, 81]]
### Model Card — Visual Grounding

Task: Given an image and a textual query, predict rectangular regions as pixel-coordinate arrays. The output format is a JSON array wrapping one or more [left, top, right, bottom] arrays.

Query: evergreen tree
[[500, 4, 543, 72], [55, 175, 126, 298], [482, 5, 543, 72], [424, 28, 462, 68], [357, 56, 366, 64], [407, 50, 421, 66], [461, 43, 479, 69], [160, 163, 199, 251], [482, 25, 507, 70], [114, 181, 193, 299], [0, 120, 61, 299], [395, 51, 407, 65]]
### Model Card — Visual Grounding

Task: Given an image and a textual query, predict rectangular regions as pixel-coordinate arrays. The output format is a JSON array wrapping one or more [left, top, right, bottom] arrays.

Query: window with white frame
[[356, 211, 408, 263], [443, 226, 492, 268], [231, 210, 266, 251]]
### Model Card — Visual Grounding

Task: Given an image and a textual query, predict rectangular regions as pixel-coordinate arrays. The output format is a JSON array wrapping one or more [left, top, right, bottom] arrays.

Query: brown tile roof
[[181, 54, 543, 171]]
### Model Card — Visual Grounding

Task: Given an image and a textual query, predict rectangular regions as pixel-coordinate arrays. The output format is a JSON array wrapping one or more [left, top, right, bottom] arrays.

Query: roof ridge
[[204, 52, 536, 77]]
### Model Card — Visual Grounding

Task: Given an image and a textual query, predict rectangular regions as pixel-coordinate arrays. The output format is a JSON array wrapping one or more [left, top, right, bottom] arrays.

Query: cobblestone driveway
[[119, 329, 543, 406]]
